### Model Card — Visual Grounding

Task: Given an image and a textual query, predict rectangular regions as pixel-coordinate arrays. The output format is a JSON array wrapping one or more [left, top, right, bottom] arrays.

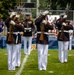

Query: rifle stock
[[8, 25, 13, 42], [39, 23, 44, 40], [39, 32, 44, 40], [59, 25, 67, 41]]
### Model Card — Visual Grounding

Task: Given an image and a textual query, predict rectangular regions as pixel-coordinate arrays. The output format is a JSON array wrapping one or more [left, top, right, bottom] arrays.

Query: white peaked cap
[[63, 15, 67, 18], [25, 13, 31, 16], [42, 10, 49, 15], [60, 12, 66, 17], [10, 12, 17, 18], [16, 14, 20, 18]]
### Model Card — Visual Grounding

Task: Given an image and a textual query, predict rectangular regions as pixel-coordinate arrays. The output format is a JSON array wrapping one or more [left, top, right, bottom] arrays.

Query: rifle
[[39, 23, 45, 41], [59, 23, 67, 41], [8, 24, 13, 42]]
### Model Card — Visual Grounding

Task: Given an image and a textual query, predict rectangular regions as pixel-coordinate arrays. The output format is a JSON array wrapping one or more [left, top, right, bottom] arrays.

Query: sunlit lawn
[[0, 49, 74, 75]]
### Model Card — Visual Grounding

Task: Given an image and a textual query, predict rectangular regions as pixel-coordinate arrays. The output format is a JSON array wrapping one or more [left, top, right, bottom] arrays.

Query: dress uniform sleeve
[[30, 21, 36, 35], [64, 24, 73, 30], [5, 18, 11, 28], [15, 25, 24, 32], [23, 20, 27, 27], [31, 21, 35, 31], [35, 15, 45, 25], [46, 22, 53, 30], [56, 18, 66, 27]]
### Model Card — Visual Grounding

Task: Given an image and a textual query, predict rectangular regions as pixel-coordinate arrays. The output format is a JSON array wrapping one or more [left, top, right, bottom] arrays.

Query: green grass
[[0, 49, 25, 75], [0, 49, 74, 75]]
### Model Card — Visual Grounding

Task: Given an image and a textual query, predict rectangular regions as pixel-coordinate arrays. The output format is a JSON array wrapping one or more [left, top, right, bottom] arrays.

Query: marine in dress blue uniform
[[14, 14, 24, 67], [5, 12, 17, 70], [5, 12, 23, 70], [35, 10, 53, 70], [23, 13, 35, 55], [56, 13, 73, 63]]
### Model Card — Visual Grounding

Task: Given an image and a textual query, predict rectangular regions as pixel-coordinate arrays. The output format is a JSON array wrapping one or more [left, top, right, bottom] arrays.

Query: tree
[[46, 0, 74, 10], [0, 0, 16, 20]]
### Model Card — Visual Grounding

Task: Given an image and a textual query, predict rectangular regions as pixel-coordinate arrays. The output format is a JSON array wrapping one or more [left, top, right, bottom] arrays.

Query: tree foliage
[[0, 0, 74, 20], [46, 0, 74, 10], [0, 0, 16, 20]]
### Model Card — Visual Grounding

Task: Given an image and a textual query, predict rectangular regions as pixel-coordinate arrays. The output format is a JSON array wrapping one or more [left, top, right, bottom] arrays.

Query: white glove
[[62, 22, 66, 26], [10, 20, 16, 25], [42, 10, 49, 15], [16, 14, 20, 18], [63, 15, 67, 18], [42, 20, 47, 24]]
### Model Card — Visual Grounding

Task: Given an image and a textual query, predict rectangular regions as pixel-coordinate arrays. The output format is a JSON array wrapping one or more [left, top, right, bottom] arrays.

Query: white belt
[[24, 28, 31, 30], [8, 32, 22, 35], [59, 30, 69, 33], [37, 32, 49, 35]]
